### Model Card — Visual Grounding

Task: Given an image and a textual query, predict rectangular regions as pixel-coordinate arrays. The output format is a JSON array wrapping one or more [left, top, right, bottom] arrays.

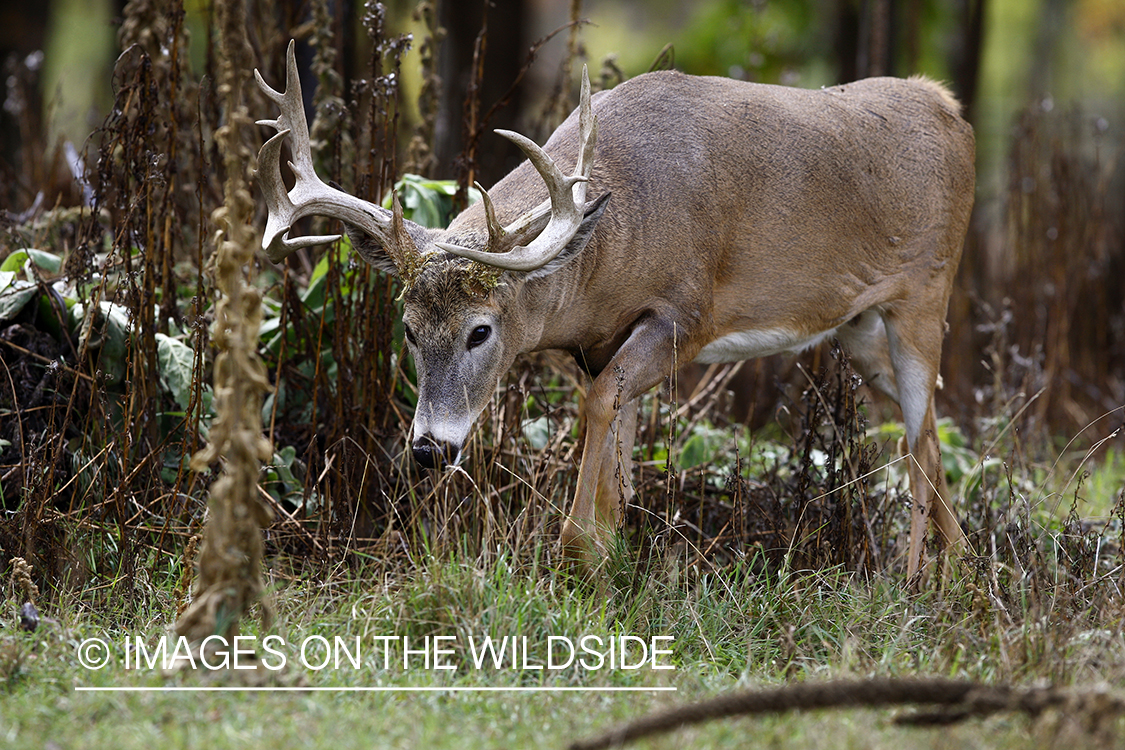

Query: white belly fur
[[694, 327, 838, 364]]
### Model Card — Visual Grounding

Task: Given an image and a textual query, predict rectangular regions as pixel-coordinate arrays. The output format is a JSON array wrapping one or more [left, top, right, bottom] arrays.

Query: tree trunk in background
[[834, 0, 985, 120], [833, 0, 860, 83], [950, 0, 986, 124], [835, 0, 905, 81], [435, 0, 527, 190], [857, 0, 893, 77], [1026, 0, 1065, 101], [0, 3, 49, 207]]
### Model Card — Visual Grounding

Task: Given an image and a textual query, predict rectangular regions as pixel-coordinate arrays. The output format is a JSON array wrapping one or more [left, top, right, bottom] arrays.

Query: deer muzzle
[[411, 434, 462, 469]]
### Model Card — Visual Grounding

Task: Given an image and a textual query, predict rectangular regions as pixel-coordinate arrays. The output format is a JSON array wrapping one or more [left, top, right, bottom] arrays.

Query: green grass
[[5, 496, 1125, 750]]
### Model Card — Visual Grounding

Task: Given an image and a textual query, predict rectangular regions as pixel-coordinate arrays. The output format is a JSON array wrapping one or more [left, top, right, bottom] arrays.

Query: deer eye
[[467, 325, 491, 350], [404, 323, 417, 346]]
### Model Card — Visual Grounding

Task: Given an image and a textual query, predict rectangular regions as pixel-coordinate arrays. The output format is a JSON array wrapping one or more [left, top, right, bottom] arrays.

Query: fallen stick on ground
[[569, 677, 1125, 750]]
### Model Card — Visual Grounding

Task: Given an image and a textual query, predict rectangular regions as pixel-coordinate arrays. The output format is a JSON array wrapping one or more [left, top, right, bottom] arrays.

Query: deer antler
[[254, 40, 418, 269], [436, 66, 598, 272]]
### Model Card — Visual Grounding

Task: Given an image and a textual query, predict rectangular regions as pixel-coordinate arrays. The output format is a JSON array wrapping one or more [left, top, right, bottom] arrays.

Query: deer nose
[[412, 437, 458, 469]]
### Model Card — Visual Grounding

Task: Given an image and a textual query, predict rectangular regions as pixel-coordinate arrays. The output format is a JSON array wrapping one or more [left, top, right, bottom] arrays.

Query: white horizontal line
[[74, 686, 677, 693]]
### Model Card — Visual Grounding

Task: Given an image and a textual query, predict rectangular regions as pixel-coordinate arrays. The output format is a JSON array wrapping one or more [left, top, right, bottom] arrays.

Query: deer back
[[448, 71, 974, 365]]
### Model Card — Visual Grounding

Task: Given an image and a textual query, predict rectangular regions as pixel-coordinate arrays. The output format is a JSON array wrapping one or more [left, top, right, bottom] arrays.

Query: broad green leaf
[[156, 333, 199, 412], [0, 248, 62, 274], [1, 251, 29, 273], [25, 248, 62, 273], [679, 423, 730, 470], [307, 247, 334, 289], [0, 280, 38, 322], [383, 175, 474, 229], [301, 268, 329, 308], [522, 415, 551, 451], [71, 301, 131, 385]]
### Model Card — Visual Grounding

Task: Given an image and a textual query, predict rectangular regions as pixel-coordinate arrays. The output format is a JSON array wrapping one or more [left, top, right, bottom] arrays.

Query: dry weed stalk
[[9, 557, 38, 605], [405, 1, 443, 176], [174, 0, 273, 644]]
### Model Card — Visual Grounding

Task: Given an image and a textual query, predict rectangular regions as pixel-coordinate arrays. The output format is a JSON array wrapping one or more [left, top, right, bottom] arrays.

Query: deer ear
[[345, 225, 402, 277], [523, 192, 611, 283]]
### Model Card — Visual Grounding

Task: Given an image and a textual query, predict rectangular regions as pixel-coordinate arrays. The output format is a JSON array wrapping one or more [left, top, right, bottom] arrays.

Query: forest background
[[2, 0, 1123, 604], [0, 3, 1124, 746]]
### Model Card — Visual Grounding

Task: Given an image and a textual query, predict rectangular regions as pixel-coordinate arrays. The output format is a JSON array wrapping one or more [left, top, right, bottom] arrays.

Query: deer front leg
[[560, 400, 639, 567], [560, 315, 686, 572]]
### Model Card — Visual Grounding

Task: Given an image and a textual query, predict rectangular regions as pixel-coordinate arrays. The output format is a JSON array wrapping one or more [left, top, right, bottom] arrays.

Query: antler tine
[[473, 181, 508, 249], [436, 66, 598, 272], [574, 65, 596, 201], [255, 40, 317, 178], [257, 128, 342, 259], [254, 40, 405, 264]]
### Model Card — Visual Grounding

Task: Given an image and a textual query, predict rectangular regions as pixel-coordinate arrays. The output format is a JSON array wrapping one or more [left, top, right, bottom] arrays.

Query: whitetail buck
[[256, 41, 973, 579]]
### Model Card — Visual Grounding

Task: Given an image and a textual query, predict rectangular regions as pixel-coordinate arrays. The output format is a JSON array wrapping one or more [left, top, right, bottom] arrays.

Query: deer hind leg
[[839, 306, 965, 579], [878, 307, 966, 579]]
